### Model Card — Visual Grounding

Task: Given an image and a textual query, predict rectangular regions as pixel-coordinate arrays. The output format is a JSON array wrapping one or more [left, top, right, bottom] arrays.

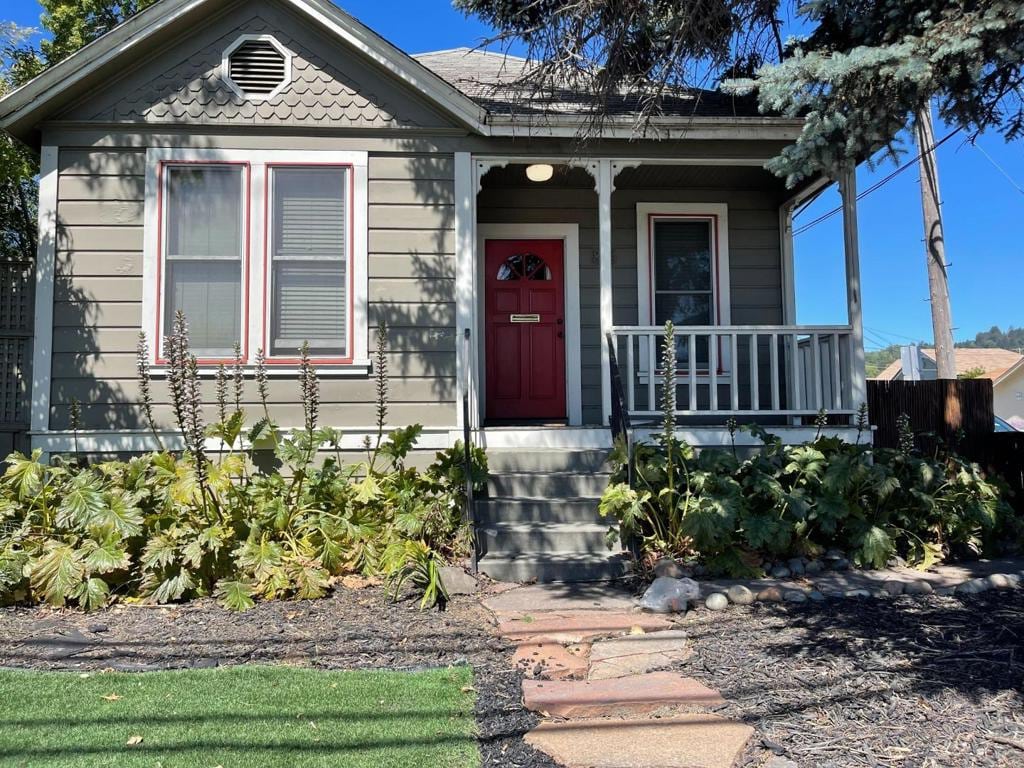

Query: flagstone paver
[[483, 582, 638, 613], [496, 612, 673, 644], [512, 641, 589, 680], [522, 671, 725, 718], [525, 714, 755, 768], [588, 629, 693, 680]]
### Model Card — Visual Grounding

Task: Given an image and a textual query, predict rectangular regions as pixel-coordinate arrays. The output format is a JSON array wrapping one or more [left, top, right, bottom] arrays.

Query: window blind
[[270, 167, 348, 357]]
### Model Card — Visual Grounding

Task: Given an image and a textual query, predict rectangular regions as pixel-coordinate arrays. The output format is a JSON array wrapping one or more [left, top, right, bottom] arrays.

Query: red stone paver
[[497, 612, 672, 644], [588, 629, 692, 680], [525, 714, 755, 768], [512, 641, 590, 680], [522, 671, 725, 718]]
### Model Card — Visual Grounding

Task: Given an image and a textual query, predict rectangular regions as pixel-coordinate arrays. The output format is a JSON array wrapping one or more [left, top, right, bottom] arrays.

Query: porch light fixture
[[526, 163, 554, 183]]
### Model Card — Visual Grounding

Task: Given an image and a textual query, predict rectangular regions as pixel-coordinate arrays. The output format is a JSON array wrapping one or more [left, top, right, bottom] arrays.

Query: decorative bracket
[[611, 160, 642, 192]]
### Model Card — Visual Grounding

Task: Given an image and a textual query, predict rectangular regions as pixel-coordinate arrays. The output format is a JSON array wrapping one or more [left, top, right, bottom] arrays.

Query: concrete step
[[487, 471, 610, 499], [476, 497, 603, 525], [478, 551, 631, 583], [486, 449, 611, 474], [481, 522, 610, 555]]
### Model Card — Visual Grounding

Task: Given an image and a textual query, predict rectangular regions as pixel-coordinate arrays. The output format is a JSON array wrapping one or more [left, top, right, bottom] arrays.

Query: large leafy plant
[[599, 324, 1018, 577]]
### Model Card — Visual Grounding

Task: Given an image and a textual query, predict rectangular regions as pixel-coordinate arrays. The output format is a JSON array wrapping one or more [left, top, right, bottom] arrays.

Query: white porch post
[[31, 145, 59, 458], [598, 159, 614, 426], [453, 151, 478, 430], [840, 165, 867, 411]]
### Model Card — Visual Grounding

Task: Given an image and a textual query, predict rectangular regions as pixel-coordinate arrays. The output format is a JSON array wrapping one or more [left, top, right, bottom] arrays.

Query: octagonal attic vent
[[223, 35, 291, 101]]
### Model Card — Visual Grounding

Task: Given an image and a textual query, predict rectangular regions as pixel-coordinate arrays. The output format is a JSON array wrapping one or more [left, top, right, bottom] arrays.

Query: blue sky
[[6, 0, 1022, 349]]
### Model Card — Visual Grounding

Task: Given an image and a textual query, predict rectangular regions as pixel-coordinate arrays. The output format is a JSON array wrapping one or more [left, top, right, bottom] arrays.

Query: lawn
[[0, 665, 480, 768]]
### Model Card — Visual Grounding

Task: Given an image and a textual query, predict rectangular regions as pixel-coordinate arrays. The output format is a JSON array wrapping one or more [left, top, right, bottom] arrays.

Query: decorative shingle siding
[[89, 16, 417, 128]]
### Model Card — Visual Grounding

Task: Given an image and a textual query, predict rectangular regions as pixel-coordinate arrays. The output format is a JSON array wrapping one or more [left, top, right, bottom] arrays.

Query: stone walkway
[[483, 584, 754, 768]]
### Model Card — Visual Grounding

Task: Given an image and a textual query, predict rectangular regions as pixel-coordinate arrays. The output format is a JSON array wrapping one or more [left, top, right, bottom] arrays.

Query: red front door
[[484, 239, 567, 422]]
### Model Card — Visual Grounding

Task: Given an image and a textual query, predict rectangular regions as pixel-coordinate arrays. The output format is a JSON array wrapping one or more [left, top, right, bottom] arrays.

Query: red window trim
[[262, 162, 356, 366], [646, 212, 724, 377], [154, 160, 252, 366]]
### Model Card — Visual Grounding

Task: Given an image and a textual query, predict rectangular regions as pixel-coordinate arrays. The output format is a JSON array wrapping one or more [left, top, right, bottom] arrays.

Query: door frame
[[476, 223, 582, 426]]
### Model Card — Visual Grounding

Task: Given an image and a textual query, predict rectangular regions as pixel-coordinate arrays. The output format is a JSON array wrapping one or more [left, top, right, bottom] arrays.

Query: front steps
[[475, 448, 631, 583]]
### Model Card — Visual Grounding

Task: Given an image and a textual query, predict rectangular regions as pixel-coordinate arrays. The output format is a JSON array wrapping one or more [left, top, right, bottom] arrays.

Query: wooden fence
[[867, 379, 994, 448]]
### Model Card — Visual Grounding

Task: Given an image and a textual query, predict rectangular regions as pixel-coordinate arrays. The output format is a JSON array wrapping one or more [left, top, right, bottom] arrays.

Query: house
[[0, 0, 868, 581], [876, 346, 1024, 429]]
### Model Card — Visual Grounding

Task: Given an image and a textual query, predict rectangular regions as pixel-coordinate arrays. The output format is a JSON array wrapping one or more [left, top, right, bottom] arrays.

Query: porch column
[[839, 165, 868, 410], [598, 159, 614, 425], [453, 151, 478, 430]]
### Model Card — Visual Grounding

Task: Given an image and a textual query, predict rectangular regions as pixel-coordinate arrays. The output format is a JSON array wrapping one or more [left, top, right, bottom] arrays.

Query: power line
[[970, 138, 1024, 197], [793, 128, 961, 237]]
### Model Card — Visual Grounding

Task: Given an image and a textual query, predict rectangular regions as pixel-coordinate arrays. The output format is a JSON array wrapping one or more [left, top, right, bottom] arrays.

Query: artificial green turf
[[0, 665, 479, 768]]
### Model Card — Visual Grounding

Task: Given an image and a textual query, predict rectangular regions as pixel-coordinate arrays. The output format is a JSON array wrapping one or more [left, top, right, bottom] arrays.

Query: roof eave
[[485, 113, 805, 141]]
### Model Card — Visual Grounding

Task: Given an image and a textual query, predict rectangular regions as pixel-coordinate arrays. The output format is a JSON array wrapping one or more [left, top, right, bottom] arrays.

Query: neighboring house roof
[[0, 0, 802, 144], [874, 348, 1024, 381], [412, 47, 761, 118]]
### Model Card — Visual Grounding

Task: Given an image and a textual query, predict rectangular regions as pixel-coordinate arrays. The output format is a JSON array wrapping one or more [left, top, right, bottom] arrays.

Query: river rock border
[[641, 555, 1024, 613]]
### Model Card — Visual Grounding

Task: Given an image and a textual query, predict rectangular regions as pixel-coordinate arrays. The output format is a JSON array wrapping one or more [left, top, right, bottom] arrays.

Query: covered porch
[[452, 152, 866, 442]]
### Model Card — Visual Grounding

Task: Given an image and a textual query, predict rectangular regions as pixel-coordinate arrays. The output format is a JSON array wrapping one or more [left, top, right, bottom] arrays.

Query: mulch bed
[[0, 584, 557, 768], [682, 591, 1024, 767]]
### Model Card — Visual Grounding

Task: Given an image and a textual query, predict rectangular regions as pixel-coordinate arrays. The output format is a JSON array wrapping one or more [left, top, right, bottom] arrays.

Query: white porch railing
[[610, 325, 858, 420]]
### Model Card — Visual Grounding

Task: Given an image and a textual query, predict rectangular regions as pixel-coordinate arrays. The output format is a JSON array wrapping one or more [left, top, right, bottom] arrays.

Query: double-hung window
[[145, 149, 368, 370], [636, 203, 730, 372]]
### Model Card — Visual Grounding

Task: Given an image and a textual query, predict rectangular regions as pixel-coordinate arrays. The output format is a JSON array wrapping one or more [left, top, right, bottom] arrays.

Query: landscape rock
[[727, 585, 755, 605], [765, 757, 800, 768], [705, 593, 729, 611], [653, 558, 686, 579], [787, 559, 806, 576], [845, 588, 871, 598], [987, 573, 1017, 590], [770, 566, 792, 579], [808, 591, 827, 602], [832, 558, 851, 571], [640, 577, 700, 614], [904, 579, 934, 596], [439, 566, 477, 596], [881, 580, 905, 596], [757, 586, 784, 603], [783, 590, 808, 604], [805, 560, 825, 575], [87, 624, 108, 634], [955, 578, 990, 595], [512, 641, 589, 680]]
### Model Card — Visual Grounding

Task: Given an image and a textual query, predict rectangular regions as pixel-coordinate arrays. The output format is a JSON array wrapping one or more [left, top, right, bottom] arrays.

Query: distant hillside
[[957, 326, 1024, 352], [865, 344, 902, 378]]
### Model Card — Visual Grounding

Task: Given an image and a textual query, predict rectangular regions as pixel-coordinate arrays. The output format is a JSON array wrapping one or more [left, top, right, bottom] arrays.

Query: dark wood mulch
[[681, 591, 1024, 768], [0, 585, 557, 768]]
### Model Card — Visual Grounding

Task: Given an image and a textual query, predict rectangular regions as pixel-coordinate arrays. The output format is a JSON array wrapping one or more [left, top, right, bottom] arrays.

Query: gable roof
[[412, 47, 761, 118], [0, 0, 487, 140], [1, 0, 802, 144], [874, 348, 1024, 382]]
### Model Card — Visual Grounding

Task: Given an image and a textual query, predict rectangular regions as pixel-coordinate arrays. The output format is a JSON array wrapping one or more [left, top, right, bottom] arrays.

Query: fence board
[[867, 379, 994, 448]]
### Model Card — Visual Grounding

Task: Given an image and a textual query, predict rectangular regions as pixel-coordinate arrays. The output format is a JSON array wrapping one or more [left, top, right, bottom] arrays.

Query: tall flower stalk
[[299, 341, 319, 435], [232, 342, 244, 413], [215, 364, 228, 425], [136, 331, 164, 451], [660, 321, 678, 514], [371, 323, 389, 466]]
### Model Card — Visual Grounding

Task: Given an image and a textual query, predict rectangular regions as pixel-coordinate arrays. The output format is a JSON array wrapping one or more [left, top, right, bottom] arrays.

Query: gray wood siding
[[51, 146, 457, 431], [478, 172, 784, 425]]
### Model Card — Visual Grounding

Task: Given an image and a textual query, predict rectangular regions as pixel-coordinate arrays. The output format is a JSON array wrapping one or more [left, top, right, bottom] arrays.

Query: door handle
[[557, 318, 564, 325]]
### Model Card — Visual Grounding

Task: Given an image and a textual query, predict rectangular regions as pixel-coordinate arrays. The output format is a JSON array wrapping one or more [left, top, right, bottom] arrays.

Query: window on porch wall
[[651, 219, 714, 369]]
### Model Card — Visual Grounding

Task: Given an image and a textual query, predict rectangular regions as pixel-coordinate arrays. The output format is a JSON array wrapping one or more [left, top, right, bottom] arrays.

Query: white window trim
[[222, 34, 293, 102], [143, 148, 370, 373], [635, 202, 731, 377]]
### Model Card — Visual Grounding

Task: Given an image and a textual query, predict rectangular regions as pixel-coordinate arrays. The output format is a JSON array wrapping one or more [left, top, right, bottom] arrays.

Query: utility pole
[[915, 102, 957, 380]]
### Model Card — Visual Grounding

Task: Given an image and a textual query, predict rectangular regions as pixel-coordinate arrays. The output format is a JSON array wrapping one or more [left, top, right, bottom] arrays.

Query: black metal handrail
[[462, 328, 478, 574], [606, 332, 634, 487]]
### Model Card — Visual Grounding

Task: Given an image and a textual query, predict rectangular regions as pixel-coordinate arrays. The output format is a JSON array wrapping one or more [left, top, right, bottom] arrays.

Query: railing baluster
[[626, 334, 635, 413], [709, 332, 719, 412], [770, 332, 780, 411], [750, 333, 759, 411], [730, 333, 739, 411], [831, 332, 842, 410], [811, 333, 822, 411], [791, 333, 803, 413], [647, 332, 656, 412], [688, 332, 697, 411]]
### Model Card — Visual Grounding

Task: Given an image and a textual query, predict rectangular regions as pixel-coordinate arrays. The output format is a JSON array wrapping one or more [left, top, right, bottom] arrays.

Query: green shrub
[[598, 323, 1019, 577], [0, 314, 487, 611]]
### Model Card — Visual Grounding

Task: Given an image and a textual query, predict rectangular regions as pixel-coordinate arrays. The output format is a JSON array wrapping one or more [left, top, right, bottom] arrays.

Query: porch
[[453, 155, 867, 439]]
